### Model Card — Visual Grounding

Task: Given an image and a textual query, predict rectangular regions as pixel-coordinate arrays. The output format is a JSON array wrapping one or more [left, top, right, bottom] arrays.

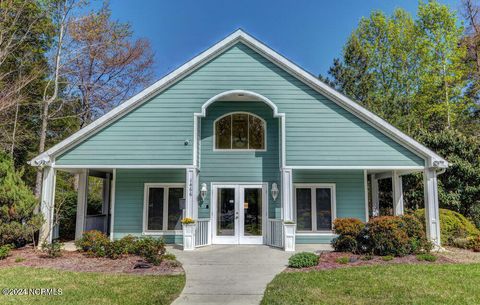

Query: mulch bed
[[0, 245, 183, 275], [287, 251, 457, 272]]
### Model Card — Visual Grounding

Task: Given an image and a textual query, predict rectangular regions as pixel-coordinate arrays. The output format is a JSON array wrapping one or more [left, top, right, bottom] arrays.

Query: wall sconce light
[[271, 183, 279, 201], [200, 183, 208, 201]]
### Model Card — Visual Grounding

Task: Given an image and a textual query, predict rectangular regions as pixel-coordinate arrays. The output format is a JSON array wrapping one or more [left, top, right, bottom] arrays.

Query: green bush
[[41, 241, 63, 258], [75, 230, 110, 257], [0, 153, 43, 247], [335, 256, 349, 264], [0, 244, 12, 259], [381, 255, 394, 261], [117, 235, 138, 254], [414, 209, 480, 246], [332, 218, 365, 253], [288, 252, 319, 268], [416, 253, 437, 262], [134, 237, 166, 265]]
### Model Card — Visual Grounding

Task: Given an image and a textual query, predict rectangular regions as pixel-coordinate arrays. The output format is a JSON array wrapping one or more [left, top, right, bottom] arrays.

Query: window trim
[[142, 183, 185, 234], [293, 183, 336, 233], [213, 112, 267, 152]]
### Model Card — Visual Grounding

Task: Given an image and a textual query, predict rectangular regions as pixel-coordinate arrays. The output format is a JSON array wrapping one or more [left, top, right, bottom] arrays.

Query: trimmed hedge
[[288, 252, 319, 268], [414, 209, 480, 246], [332, 215, 431, 256]]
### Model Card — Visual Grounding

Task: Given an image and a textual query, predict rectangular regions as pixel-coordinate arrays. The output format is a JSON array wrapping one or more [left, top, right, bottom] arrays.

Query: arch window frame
[[213, 112, 267, 152]]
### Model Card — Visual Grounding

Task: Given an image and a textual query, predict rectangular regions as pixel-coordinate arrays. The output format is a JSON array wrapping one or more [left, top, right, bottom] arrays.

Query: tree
[[65, 3, 154, 128]]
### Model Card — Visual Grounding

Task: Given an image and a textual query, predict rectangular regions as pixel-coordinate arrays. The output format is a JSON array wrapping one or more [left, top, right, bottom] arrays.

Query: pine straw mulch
[[0, 245, 183, 275], [286, 248, 480, 272]]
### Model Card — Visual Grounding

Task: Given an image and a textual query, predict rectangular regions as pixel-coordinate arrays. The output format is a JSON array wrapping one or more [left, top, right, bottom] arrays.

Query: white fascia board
[[30, 29, 448, 169]]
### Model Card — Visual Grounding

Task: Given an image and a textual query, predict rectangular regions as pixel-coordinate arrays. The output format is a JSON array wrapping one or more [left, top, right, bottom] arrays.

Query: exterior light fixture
[[200, 183, 208, 201], [271, 183, 279, 201]]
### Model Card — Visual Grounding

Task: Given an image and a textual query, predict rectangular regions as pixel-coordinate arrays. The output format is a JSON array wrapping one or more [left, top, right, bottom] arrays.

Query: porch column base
[[182, 223, 196, 251], [283, 223, 296, 252], [424, 168, 441, 247]]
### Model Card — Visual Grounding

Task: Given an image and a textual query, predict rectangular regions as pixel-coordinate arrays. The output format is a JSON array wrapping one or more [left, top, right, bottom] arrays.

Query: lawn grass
[[261, 264, 480, 305], [0, 267, 185, 305]]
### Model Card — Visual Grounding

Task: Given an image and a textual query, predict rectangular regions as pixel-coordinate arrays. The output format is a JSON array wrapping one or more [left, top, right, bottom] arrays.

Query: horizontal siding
[[113, 169, 185, 242], [296, 235, 336, 244], [293, 169, 366, 221], [199, 101, 281, 219], [56, 42, 425, 167]]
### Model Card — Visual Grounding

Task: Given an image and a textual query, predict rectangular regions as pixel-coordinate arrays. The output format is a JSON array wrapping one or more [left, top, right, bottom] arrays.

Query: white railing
[[195, 218, 210, 247], [266, 219, 283, 248]]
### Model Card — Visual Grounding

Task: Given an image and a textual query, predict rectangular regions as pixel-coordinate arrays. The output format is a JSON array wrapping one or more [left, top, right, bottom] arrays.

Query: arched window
[[215, 113, 266, 150]]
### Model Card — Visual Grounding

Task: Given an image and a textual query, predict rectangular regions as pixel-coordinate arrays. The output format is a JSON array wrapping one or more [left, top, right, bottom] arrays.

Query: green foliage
[[288, 252, 319, 268], [14, 257, 25, 263], [163, 253, 177, 261], [335, 256, 349, 264], [381, 255, 394, 261], [0, 244, 12, 259], [134, 237, 166, 266], [41, 241, 63, 258], [332, 218, 365, 253], [414, 208, 480, 246], [75, 230, 110, 257], [416, 253, 437, 262], [0, 153, 42, 247], [333, 216, 431, 256]]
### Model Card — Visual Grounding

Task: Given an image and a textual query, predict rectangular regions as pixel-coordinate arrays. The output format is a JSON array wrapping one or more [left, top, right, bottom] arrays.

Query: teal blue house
[[32, 30, 447, 251]]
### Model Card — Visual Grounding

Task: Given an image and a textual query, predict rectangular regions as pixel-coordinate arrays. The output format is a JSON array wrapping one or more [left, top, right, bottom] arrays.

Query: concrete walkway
[[170, 244, 330, 305]]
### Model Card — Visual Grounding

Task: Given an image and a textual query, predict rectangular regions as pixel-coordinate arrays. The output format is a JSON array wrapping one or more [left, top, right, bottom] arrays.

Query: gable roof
[[30, 29, 448, 169]]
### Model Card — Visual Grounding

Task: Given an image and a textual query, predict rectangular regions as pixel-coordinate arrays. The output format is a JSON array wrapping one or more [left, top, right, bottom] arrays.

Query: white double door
[[212, 184, 266, 244]]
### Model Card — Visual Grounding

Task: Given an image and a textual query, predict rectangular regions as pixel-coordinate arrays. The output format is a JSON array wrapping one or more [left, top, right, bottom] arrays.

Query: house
[[30, 30, 447, 251]]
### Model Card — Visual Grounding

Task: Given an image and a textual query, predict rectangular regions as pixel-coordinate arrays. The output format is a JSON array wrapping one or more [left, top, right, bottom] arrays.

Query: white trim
[[53, 164, 192, 169], [295, 232, 336, 236], [364, 170, 369, 222], [287, 166, 425, 170], [293, 183, 336, 233], [142, 183, 186, 234], [212, 112, 267, 152], [30, 29, 447, 169], [109, 169, 116, 241]]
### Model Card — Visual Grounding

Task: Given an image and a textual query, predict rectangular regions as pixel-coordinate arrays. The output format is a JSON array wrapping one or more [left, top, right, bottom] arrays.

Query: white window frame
[[213, 112, 267, 152], [143, 183, 185, 234], [293, 183, 336, 233]]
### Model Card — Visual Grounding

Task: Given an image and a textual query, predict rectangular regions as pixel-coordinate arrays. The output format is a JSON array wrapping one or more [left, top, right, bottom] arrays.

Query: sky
[[98, 0, 461, 80]]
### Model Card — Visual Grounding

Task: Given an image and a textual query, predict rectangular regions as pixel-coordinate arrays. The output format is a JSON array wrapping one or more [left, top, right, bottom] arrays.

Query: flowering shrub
[[181, 218, 195, 224], [331, 218, 365, 253], [75, 230, 110, 257]]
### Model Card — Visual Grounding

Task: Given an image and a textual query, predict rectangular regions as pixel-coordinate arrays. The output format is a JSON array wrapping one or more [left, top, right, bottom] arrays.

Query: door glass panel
[[147, 187, 164, 230], [167, 188, 184, 230], [217, 188, 236, 236], [232, 113, 248, 149], [243, 188, 262, 236], [316, 188, 332, 230], [296, 188, 312, 231]]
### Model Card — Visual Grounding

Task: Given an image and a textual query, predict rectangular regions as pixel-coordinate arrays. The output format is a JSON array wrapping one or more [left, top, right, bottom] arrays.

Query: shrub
[[0, 244, 12, 259], [288, 252, 319, 268], [365, 216, 411, 256], [331, 218, 365, 253], [163, 253, 176, 261], [75, 230, 110, 257], [414, 209, 480, 246], [416, 253, 437, 262], [42, 241, 63, 258], [381, 255, 394, 261], [335, 256, 349, 264], [134, 237, 166, 265], [467, 236, 480, 252], [117, 235, 138, 254], [105, 240, 126, 259]]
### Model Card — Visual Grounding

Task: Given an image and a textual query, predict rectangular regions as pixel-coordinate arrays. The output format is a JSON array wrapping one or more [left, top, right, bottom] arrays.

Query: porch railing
[[266, 219, 283, 248], [85, 214, 108, 233], [195, 218, 210, 247]]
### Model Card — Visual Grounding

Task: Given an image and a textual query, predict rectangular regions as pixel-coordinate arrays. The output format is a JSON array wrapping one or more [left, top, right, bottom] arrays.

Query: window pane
[[232, 113, 248, 149], [168, 188, 184, 230], [316, 188, 332, 230], [244, 188, 262, 236], [217, 188, 236, 236], [215, 115, 231, 149], [147, 188, 164, 230], [296, 188, 312, 231], [249, 115, 264, 149]]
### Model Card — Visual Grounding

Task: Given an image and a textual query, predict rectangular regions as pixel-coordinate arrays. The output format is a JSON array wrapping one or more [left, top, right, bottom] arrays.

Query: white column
[[75, 169, 88, 240], [281, 168, 293, 221], [185, 168, 196, 218], [370, 174, 380, 217], [392, 171, 404, 216], [102, 173, 111, 233], [424, 168, 441, 247], [39, 166, 56, 246]]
